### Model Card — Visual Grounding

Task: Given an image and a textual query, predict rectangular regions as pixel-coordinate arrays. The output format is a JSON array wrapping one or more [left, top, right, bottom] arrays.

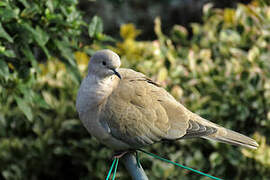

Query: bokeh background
[[1, 0, 270, 179]]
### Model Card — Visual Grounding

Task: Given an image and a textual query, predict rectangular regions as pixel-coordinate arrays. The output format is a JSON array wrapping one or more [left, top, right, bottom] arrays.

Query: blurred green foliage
[[0, 0, 85, 125], [1, 0, 270, 180]]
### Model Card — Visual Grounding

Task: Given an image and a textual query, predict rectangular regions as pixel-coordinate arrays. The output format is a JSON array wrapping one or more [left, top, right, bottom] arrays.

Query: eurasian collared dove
[[76, 49, 258, 151]]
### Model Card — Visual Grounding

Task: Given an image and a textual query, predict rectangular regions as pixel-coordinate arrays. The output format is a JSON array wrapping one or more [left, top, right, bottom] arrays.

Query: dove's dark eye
[[102, 61, 106, 66]]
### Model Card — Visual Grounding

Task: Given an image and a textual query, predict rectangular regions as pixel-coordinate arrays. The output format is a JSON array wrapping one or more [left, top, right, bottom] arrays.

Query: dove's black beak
[[111, 68, 122, 79]]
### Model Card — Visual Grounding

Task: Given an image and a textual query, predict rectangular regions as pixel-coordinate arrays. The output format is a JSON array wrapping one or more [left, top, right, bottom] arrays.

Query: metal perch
[[122, 152, 149, 180]]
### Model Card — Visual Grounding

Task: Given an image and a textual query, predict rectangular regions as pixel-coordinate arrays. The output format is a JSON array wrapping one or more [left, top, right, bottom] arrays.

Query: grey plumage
[[76, 49, 258, 150]]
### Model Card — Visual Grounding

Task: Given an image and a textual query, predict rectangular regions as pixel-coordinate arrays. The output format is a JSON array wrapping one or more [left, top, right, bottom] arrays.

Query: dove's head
[[88, 49, 121, 79]]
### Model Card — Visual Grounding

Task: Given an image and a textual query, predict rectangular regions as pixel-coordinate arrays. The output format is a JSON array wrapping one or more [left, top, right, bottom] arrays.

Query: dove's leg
[[112, 151, 148, 179], [113, 150, 136, 159]]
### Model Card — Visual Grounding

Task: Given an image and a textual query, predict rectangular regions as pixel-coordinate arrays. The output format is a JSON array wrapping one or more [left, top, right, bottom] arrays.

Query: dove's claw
[[113, 151, 129, 159], [113, 150, 141, 167], [113, 150, 134, 158]]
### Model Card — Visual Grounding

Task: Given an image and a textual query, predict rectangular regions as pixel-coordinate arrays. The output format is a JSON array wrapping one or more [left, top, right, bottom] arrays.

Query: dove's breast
[[76, 74, 131, 150]]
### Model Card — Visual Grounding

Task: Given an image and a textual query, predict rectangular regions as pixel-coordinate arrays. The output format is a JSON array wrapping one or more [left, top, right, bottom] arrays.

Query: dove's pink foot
[[113, 151, 131, 159]]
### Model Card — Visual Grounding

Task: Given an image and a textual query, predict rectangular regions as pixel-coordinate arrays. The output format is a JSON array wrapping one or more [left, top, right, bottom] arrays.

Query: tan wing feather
[[100, 69, 190, 148], [101, 68, 258, 149]]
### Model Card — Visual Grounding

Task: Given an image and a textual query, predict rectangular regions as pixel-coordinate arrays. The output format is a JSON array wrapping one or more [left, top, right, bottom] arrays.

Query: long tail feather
[[204, 128, 258, 149], [188, 112, 258, 149]]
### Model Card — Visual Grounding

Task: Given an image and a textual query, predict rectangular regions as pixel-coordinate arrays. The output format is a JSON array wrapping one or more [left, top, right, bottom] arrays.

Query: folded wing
[[100, 69, 190, 148], [100, 68, 258, 149]]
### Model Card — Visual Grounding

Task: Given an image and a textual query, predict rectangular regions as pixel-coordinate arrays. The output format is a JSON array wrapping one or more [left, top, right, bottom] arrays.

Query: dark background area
[[78, 0, 252, 40]]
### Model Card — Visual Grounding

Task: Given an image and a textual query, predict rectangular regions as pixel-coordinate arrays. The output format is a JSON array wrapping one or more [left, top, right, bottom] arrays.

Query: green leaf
[[54, 39, 75, 66], [45, 0, 56, 12], [88, 16, 103, 38], [33, 94, 50, 109], [61, 119, 80, 131], [99, 34, 116, 42], [0, 1, 8, 7], [0, 7, 19, 22], [21, 45, 39, 71], [62, 0, 77, 5], [17, 0, 30, 8], [0, 49, 16, 58], [0, 22, 13, 43], [22, 24, 49, 46], [20, 3, 40, 18], [15, 96, 33, 122], [0, 59, 9, 77], [22, 23, 50, 58], [36, 26, 50, 47]]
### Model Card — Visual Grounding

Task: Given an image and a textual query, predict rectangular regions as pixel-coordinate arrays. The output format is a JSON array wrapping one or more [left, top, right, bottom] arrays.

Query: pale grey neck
[[76, 73, 117, 114], [76, 73, 124, 144]]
